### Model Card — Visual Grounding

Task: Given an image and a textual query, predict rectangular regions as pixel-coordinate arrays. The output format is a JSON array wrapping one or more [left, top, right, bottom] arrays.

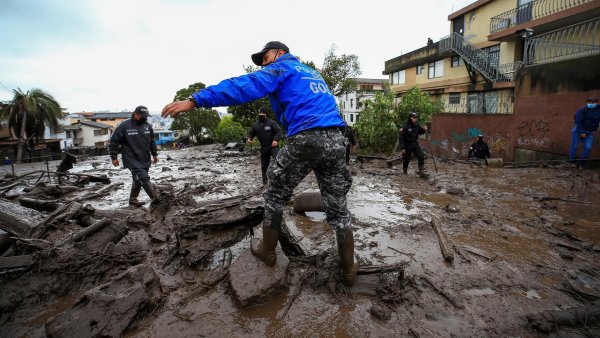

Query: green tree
[[215, 115, 246, 143], [321, 45, 361, 96], [171, 109, 220, 143], [169, 82, 221, 143], [0, 88, 62, 163], [354, 88, 399, 154], [397, 86, 443, 124]]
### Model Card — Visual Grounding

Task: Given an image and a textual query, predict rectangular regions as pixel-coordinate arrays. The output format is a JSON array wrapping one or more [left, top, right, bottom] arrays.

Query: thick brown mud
[[1, 145, 600, 337]]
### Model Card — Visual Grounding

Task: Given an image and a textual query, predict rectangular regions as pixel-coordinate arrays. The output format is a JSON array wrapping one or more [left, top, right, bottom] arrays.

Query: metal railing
[[439, 33, 519, 82], [490, 0, 593, 34], [443, 92, 514, 114], [524, 16, 600, 65]]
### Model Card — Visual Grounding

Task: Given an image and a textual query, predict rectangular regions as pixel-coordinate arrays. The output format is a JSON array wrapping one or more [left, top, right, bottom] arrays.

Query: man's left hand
[[271, 141, 278, 148], [153, 156, 159, 164]]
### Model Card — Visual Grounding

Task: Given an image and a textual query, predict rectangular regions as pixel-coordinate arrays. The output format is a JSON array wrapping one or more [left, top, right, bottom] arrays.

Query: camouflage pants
[[264, 128, 352, 232]]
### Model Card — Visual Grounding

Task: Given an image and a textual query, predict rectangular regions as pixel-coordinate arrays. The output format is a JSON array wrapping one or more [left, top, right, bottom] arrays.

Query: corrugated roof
[[80, 121, 113, 129], [88, 113, 131, 119]]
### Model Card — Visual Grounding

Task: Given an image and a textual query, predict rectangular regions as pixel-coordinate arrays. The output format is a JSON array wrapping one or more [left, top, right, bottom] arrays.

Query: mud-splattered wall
[[431, 54, 600, 162]]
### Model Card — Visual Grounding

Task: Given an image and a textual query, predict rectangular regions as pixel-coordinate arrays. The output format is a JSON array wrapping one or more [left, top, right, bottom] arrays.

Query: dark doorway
[[453, 15, 464, 36]]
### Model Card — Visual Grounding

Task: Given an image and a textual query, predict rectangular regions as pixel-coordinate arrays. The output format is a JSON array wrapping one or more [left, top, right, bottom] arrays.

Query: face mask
[[259, 115, 266, 121], [588, 103, 597, 109]]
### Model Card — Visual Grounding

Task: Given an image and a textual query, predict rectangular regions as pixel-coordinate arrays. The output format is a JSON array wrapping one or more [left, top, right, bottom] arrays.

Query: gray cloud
[[0, 0, 97, 55]]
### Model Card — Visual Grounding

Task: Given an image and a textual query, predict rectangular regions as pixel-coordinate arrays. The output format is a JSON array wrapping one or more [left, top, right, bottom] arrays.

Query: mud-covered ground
[[1, 144, 599, 337]]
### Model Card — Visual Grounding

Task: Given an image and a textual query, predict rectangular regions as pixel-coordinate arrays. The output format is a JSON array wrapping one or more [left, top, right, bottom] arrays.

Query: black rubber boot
[[129, 182, 145, 207], [251, 212, 282, 267], [336, 228, 359, 287], [262, 171, 268, 185], [402, 165, 408, 174], [418, 165, 430, 178], [142, 181, 160, 206]]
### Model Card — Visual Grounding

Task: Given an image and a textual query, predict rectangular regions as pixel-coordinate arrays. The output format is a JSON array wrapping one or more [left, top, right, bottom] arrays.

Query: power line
[[0, 80, 12, 93]]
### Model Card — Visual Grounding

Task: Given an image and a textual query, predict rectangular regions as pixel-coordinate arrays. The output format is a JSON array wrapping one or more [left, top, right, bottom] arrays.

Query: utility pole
[[16, 109, 27, 164]]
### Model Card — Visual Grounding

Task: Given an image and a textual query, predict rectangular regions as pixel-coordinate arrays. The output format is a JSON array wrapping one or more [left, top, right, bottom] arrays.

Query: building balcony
[[524, 16, 600, 65], [489, 0, 600, 41]]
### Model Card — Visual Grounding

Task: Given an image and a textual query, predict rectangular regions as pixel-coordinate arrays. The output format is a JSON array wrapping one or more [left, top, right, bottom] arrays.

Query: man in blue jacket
[[162, 41, 358, 287], [109, 105, 159, 207], [569, 97, 600, 168]]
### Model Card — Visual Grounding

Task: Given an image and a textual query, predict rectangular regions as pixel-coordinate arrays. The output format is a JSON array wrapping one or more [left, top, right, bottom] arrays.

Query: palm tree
[[0, 88, 62, 163]]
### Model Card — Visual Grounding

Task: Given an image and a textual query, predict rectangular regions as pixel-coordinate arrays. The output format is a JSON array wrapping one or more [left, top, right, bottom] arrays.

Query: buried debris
[[526, 300, 600, 334], [45, 264, 162, 338], [228, 243, 289, 308]]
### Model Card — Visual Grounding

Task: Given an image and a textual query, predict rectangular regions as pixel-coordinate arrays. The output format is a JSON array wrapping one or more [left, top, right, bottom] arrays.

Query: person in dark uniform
[[399, 112, 429, 177], [344, 124, 356, 165], [247, 106, 282, 184], [109, 105, 159, 207], [161, 41, 358, 287], [468, 134, 491, 162]]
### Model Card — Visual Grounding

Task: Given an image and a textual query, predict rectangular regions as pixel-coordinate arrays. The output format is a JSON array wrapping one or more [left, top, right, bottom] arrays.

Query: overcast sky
[[0, 0, 476, 114]]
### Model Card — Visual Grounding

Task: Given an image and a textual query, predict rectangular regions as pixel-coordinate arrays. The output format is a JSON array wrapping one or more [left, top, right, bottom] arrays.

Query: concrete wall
[[430, 54, 600, 162], [80, 126, 111, 147]]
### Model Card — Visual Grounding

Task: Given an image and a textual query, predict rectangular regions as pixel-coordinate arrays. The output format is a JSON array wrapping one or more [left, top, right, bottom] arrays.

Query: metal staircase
[[439, 32, 518, 83]]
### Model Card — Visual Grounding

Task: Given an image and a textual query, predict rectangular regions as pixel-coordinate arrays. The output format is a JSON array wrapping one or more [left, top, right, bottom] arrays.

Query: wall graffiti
[[518, 119, 550, 138], [468, 127, 483, 137], [516, 118, 552, 149], [432, 128, 515, 159]]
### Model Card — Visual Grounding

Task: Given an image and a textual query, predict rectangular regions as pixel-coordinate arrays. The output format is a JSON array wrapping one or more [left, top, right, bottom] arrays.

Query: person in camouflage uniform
[[161, 41, 358, 287]]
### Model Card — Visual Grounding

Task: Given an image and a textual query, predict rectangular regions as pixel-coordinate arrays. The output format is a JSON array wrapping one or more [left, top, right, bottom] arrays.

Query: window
[[350, 99, 353, 108], [350, 114, 354, 123], [95, 141, 105, 147], [428, 60, 444, 79], [416, 65, 425, 75], [449, 93, 461, 104], [451, 56, 464, 67], [355, 114, 359, 123], [482, 45, 500, 68], [66, 131, 72, 138], [356, 98, 361, 109], [360, 84, 373, 91], [94, 129, 108, 136], [391, 70, 405, 85]]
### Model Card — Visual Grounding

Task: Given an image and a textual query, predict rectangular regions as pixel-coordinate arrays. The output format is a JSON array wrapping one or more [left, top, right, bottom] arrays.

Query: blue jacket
[[190, 53, 345, 137], [575, 105, 600, 134]]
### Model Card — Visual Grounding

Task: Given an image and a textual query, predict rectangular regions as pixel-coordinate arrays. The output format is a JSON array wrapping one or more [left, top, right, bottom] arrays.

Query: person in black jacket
[[247, 106, 283, 184], [109, 105, 159, 207], [468, 134, 491, 162], [344, 124, 356, 165], [399, 112, 428, 177]]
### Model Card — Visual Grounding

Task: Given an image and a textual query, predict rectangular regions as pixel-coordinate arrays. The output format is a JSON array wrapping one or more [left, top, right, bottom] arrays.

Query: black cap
[[134, 105, 150, 117], [478, 134, 484, 138], [409, 112, 418, 118], [586, 97, 598, 102], [251, 41, 289, 66], [258, 106, 270, 114]]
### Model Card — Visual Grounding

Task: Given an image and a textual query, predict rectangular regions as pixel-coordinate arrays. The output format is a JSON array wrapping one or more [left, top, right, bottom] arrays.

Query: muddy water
[[3, 148, 600, 337]]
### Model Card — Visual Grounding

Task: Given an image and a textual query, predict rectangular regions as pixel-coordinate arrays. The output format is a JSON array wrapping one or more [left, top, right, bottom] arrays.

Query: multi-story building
[[63, 121, 113, 148], [384, 0, 600, 161], [336, 78, 387, 126]]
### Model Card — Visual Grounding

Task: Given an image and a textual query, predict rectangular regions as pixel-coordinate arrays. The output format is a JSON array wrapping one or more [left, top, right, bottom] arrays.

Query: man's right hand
[[580, 133, 587, 139], [247, 138, 253, 144], [401, 149, 406, 155], [112, 159, 119, 167], [161, 100, 195, 118]]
